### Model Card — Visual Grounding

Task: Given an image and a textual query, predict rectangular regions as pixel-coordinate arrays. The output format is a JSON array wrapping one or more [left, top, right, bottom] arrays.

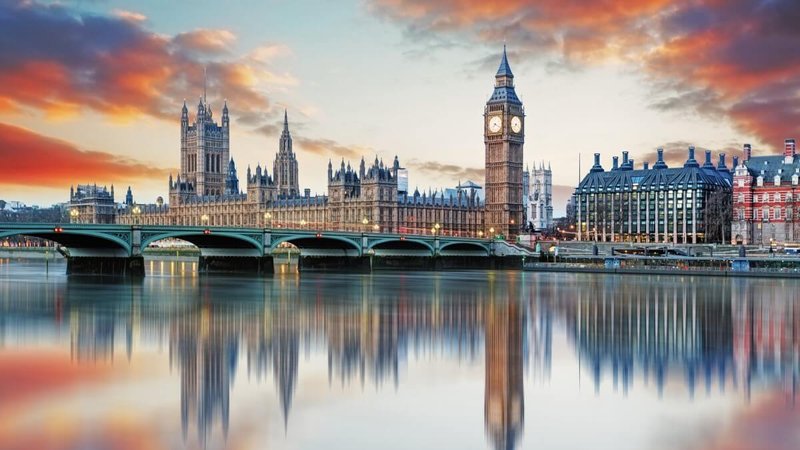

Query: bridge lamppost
[[372, 223, 380, 233], [300, 219, 307, 229], [201, 214, 209, 228], [69, 208, 79, 224], [362, 217, 369, 233], [263, 212, 272, 229], [477, 230, 484, 239], [489, 227, 495, 239], [131, 205, 142, 225], [434, 223, 440, 236]]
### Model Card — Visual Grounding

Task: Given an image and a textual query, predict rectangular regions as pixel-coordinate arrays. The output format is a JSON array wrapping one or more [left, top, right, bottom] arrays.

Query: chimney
[[703, 150, 714, 168], [590, 153, 604, 173], [653, 148, 668, 169], [643, 162, 649, 170], [685, 146, 699, 168], [717, 153, 730, 174], [733, 156, 739, 168], [629, 159, 635, 169], [304, 188, 310, 197], [612, 156, 619, 170], [744, 143, 752, 160], [622, 151, 629, 167], [785, 138, 796, 163]]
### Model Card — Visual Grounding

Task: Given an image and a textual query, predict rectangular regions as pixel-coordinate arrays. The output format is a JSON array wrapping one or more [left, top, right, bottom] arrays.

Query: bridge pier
[[66, 256, 145, 277], [199, 255, 275, 274], [298, 255, 371, 273]]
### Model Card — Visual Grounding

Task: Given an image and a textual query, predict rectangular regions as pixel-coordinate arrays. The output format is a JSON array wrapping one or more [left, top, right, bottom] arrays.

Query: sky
[[1, 0, 799, 215]]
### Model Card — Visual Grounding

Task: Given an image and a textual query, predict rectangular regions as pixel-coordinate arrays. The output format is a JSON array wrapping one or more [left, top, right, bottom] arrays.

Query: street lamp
[[300, 219, 307, 229], [478, 230, 484, 238], [201, 214, 209, 227], [264, 212, 272, 228], [362, 217, 369, 233], [69, 208, 79, 224], [372, 224, 380, 232], [132, 205, 142, 225], [434, 223, 440, 236]]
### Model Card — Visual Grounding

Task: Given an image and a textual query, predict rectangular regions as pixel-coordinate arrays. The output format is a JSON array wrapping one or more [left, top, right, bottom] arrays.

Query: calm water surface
[[0, 258, 798, 450]]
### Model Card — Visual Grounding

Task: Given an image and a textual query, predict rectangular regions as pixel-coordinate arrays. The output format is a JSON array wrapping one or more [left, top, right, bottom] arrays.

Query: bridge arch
[[271, 234, 361, 254], [368, 238, 434, 255], [141, 231, 262, 253], [0, 228, 131, 255], [439, 241, 490, 256]]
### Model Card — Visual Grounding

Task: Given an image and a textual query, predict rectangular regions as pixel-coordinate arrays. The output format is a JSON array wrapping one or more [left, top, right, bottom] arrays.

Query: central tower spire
[[274, 109, 299, 197], [484, 46, 525, 238]]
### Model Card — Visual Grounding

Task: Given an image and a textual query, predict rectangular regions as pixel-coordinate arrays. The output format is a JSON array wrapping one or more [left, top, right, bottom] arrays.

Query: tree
[[705, 189, 732, 243]]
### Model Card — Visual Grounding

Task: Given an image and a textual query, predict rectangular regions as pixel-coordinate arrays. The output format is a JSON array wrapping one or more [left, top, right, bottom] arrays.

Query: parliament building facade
[[113, 49, 527, 238]]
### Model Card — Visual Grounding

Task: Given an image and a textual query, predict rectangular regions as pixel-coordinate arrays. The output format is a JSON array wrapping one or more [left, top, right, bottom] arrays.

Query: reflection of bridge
[[0, 223, 516, 275]]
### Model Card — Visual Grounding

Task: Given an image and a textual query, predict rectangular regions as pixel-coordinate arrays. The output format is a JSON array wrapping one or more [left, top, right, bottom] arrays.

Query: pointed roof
[[283, 109, 288, 131], [496, 45, 514, 78]]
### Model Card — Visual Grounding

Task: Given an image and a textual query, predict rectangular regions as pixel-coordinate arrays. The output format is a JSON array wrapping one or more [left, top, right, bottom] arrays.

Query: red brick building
[[732, 139, 800, 244]]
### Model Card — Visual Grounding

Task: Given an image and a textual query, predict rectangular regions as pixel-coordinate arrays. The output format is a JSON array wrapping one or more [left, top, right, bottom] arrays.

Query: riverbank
[[525, 254, 800, 279]]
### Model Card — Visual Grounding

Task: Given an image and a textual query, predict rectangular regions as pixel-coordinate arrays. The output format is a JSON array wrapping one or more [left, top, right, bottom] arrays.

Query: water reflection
[[0, 262, 798, 449]]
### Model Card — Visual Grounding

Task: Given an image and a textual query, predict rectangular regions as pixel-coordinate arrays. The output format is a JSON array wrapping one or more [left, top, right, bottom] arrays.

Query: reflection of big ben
[[485, 45, 525, 238], [485, 299, 524, 450]]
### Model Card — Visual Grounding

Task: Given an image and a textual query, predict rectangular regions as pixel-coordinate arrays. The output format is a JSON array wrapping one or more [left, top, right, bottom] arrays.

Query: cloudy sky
[[1, 0, 799, 214]]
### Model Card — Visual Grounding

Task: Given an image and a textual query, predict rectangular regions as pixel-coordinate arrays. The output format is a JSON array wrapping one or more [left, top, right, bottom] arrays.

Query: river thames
[[0, 258, 797, 450]]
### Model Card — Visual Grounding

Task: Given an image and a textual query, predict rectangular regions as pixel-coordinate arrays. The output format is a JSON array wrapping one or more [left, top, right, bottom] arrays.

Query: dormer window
[[775, 175, 782, 186], [757, 176, 764, 186], [793, 174, 799, 185]]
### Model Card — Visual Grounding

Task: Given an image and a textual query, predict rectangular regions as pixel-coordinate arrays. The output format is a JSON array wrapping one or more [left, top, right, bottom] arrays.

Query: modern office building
[[574, 148, 733, 243]]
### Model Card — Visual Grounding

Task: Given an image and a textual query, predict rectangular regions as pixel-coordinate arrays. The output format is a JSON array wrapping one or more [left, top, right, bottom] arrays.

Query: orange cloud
[[0, 123, 171, 188], [172, 28, 237, 55], [296, 136, 372, 160], [371, 0, 800, 151], [0, 1, 286, 133]]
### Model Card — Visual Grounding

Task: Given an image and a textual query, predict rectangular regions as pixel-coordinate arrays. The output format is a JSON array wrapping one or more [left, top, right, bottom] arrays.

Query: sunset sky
[[1, 0, 799, 214]]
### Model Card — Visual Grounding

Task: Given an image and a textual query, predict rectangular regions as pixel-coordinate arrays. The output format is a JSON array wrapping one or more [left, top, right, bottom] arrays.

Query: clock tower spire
[[484, 45, 525, 238]]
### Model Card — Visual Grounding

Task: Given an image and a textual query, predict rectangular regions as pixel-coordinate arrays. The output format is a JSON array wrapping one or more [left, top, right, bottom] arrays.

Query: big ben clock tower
[[484, 45, 525, 238]]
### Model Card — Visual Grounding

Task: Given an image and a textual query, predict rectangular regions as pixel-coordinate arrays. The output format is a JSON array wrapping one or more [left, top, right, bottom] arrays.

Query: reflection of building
[[69, 184, 116, 224], [10, 270, 800, 444], [171, 307, 238, 447], [731, 139, 800, 244], [732, 279, 800, 401], [574, 148, 732, 243], [565, 276, 736, 396], [485, 300, 524, 450]]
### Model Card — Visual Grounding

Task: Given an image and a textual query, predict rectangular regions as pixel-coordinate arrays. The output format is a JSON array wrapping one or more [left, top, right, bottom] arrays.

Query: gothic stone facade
[[118, 49, 530, 238], [525, 162, 553, 231], [69, 184, 117, 224], [731, 140, 800, 244], [484, 46, 525, 238]]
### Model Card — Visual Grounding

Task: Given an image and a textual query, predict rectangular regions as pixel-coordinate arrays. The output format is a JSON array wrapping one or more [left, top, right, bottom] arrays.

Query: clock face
[[488, 115, 502, 133], [511, 116, 522, 133]]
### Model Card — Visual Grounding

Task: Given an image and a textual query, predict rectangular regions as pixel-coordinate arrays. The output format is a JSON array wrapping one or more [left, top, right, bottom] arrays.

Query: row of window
[[736, 207, 800, 221], [737, 192, 798, 203]]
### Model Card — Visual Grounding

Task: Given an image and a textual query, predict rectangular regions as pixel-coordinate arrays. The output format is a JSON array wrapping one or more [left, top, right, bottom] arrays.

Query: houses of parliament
[[113, 48, 526, 237]]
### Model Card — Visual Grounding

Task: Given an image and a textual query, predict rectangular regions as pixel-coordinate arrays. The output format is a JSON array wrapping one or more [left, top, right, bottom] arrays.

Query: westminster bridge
[[0, 223, 526, 275]]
